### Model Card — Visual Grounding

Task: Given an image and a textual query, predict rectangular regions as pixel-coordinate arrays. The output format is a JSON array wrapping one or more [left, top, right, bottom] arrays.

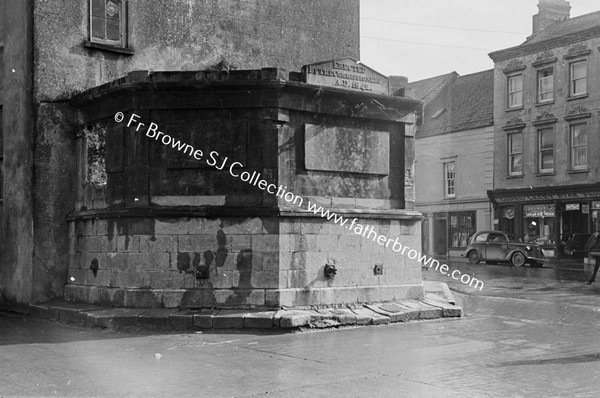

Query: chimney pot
[[532, 0, 570, 36]]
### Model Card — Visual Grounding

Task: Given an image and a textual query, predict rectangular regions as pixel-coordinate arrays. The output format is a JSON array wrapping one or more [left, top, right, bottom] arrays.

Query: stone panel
[[304, 125, 390, 175]]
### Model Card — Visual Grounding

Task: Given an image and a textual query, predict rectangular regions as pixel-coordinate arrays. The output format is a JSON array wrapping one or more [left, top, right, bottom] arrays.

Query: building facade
[[488, 0, 600, 258], [0, 0, 360, 308], [410, 70, 494, 257]]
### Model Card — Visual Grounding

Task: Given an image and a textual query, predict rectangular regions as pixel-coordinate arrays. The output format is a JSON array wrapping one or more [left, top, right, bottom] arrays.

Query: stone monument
[[67, 59, 424, 308]]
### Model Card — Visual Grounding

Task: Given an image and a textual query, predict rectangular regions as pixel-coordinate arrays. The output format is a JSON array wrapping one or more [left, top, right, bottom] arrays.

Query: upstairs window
[[507, 74, 523, 108], [570, 61, 587, 97], [537, 69, 553, 103], [538, 128, 554, 173], [508, 133, 523, 176], [90, 0, 126, 47], [570, 124, 587, 170], [443, 161, 456, 198]]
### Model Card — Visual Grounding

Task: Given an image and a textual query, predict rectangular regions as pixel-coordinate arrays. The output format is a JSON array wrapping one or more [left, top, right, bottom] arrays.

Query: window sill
[[535, 101, 554, 107], [567, 169, 589, 174], [567, 93, 588, 101], [443, 196, 456, 200], [506, 174, 523, 179], [535, 172, 555, 176], [505, 106, 524, 112], [85, 41, 134, 55]]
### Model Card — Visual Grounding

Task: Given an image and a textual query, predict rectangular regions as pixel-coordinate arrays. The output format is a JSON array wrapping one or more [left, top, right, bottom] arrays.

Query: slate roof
[[490, 10, 600, 61], [523, 10, 600, 46], [412, 69, 494, 138]]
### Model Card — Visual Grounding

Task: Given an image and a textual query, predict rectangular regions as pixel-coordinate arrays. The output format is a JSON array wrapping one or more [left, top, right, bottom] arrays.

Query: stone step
[[27, 300, 462, 332]]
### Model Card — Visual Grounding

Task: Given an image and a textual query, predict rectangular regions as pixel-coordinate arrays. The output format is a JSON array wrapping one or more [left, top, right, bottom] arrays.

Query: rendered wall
[[0, 0, 35, 308], [33, 0, 360, 102], [491, 38, 600, 191]]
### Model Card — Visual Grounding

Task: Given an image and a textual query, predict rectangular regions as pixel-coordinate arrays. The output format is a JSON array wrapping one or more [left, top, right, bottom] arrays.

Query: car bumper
[[527, 256, 544, 263]]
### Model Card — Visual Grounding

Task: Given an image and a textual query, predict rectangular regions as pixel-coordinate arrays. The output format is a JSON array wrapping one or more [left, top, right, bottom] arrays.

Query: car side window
[[474, 233, 488, 242], [488, 234, 507, 243]]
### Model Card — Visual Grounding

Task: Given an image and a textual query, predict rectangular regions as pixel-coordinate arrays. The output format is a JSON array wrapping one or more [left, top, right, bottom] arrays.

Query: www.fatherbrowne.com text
[[117, 112, 484, 291]]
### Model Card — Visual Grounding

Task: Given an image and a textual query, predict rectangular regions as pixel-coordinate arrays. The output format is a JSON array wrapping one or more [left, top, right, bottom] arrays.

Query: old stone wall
[[66, 214, 423, 308]]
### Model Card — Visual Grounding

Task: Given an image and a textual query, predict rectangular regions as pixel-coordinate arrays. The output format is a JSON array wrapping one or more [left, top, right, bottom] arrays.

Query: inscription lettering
[[304, 59, 389, 95]]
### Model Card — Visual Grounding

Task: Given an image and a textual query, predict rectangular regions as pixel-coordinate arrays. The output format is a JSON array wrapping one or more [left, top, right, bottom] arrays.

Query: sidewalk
[[433, 254, 585, 270], [27, 281, 461, 332]]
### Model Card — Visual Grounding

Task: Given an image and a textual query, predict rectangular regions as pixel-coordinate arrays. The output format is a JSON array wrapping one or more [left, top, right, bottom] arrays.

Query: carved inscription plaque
[[304, 124, 390, 175], [302, 58, 389, 95]]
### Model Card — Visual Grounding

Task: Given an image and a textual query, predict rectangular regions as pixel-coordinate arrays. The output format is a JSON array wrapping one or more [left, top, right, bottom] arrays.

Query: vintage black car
[[464, 230, 544, 267]]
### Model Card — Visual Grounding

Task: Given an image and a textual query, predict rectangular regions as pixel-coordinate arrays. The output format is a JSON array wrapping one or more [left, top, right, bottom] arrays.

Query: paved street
[[2, 260, 600, 397]]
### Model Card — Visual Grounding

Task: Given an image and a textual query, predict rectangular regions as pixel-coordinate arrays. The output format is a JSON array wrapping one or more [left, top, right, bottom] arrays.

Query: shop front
[[489, 184, 600, 258]]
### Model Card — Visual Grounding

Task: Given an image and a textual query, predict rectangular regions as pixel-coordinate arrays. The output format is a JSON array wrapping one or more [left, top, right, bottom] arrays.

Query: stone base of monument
[[65, 210, 424, 309]]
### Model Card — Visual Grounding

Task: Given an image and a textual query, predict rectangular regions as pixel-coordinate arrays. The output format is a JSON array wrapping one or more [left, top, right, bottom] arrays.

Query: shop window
[[508, 133, 523, 176], [507, 74, 523, 108], [570, 123, 587, 170], [569, 60, 587, 97], [443, 161, 455, 198], [449, 211, 476, 249], [538, 128, 554, 173], [592, 201, 600, 233], [523, 204, 555, 248], [90, 0, 127, 47], [537, 68, 553, 103]]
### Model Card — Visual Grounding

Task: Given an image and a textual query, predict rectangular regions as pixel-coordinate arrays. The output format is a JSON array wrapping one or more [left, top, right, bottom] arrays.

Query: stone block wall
[[65, 214, 423, 309]]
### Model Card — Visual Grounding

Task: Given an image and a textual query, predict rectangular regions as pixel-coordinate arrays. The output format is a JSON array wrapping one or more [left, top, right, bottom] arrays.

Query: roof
[[490, 10, 600, 61], [523, 10, 600, 46], [401, 72, 458, 104], [415, 69, 494, 138]]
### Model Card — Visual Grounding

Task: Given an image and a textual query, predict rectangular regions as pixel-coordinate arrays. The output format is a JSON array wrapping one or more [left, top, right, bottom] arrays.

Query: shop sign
[[565, 203, 580, 211], [593, 201, 600, 209], [494, 191, 600, 203], [583, 204, 590, 214], [523, 204, 555, 217], [503, 207, 515, 219]]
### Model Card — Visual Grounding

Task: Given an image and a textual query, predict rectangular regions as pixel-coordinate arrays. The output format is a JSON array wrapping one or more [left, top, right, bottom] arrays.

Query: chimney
[[532, 0, 570, 36], [389, 75, 410, 97]]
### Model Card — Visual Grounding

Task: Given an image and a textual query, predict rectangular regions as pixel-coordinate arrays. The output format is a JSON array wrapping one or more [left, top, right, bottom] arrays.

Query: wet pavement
[[2, 260, 600, 397]]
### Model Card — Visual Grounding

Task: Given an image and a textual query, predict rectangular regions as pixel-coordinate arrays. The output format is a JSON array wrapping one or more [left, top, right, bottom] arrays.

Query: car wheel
[[511, 252, 526, 267], [468, 250, 480, 264]]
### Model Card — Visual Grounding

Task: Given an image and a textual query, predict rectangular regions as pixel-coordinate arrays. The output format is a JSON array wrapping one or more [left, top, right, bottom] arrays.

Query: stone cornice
[[489, 26, 600, 62], [502, 116, 526, 131], [532, 111, 557, 126], [565, 105, 592, 121]]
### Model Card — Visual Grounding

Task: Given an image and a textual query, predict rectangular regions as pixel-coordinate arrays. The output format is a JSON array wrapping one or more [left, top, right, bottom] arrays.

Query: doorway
[[434, 218, 447, 256]]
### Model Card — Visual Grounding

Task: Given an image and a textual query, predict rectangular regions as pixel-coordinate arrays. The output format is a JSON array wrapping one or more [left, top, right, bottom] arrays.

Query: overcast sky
[[360, 0, 600, 82]]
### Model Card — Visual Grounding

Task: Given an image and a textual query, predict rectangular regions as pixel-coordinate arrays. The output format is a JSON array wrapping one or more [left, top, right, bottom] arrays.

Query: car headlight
[[526, 246, 531, 251]]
